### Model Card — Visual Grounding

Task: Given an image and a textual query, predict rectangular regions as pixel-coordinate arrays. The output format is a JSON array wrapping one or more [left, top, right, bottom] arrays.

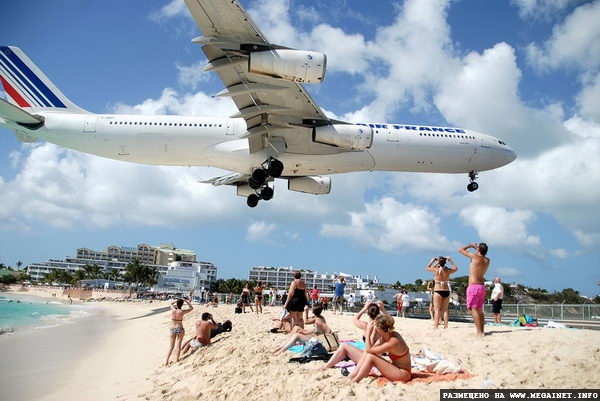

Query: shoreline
[[1, 290, 598, 400]]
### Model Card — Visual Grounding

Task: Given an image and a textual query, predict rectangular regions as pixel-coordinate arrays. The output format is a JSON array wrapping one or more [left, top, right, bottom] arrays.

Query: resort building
[[155, 261, 218, 294], [248, 266, 380, 295], [26, 244, 216, 293], [76, 243, 196, 266]]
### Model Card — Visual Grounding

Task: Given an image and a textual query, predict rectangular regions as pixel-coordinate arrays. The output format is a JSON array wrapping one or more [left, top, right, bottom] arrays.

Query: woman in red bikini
[[320, 315, 411, 383]]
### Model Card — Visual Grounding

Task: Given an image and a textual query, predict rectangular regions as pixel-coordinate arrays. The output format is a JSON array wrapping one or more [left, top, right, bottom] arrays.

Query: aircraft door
[[83, 116, 97, 133], [226, 120, 234, 135]]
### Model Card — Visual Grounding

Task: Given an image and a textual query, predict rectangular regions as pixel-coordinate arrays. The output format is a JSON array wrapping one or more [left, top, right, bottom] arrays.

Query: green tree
[[123, 259, 158, 292], [217, 278, 244, 294], [414, 279, 423, 288]]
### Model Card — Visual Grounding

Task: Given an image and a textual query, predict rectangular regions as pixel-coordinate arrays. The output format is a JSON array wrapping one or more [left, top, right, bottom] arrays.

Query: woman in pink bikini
[[320, 315, 411, 383]]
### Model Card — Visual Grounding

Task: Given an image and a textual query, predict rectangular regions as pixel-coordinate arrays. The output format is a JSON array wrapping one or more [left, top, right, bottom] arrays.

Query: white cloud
[[494, 266, 521, 278], [149, 0, 188, 23], [321, 197, 453, 253], [525, 1, 600, 72], [510, 0, 586, 20], [576, 73, 600, 124], [176, 61, 211, 90]]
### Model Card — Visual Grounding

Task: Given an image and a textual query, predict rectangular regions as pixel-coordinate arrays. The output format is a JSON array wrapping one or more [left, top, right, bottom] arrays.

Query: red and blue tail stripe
[[0, 46, 66, 109]]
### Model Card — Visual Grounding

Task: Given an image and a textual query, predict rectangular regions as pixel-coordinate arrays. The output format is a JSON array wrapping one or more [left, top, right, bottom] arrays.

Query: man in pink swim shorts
[[459, 243, 490, 336]]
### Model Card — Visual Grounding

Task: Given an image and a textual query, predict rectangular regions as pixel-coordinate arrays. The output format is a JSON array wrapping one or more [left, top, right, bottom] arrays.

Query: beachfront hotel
[[248, 266, 380, 294], [26, 244, 217, 293]]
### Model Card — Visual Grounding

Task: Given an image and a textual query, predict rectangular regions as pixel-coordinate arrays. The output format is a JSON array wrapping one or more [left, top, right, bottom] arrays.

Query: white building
[[248, 266, 380, 296], [155, 261, 217, 294]]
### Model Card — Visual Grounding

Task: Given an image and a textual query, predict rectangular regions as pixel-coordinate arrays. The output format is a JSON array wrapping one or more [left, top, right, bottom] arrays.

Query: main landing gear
[[467, 170, 479, 192], [246, 157, 284, 208]]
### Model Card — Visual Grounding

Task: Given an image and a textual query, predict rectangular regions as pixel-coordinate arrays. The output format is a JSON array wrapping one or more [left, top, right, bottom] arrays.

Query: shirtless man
[[181, 312, 219, 354], [459, 243, 490, 336]]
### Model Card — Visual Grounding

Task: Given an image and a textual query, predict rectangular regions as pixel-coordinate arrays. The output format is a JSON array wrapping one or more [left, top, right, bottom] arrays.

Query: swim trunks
[[466, 284, 486, 309]]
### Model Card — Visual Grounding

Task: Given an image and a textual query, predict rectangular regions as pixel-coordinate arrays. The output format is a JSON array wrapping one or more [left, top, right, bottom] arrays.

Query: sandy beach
[[2, 289, 599, 401]]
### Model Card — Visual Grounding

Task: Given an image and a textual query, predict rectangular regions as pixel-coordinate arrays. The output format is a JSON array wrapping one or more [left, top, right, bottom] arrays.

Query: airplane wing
[[184, 0, 333, 154]]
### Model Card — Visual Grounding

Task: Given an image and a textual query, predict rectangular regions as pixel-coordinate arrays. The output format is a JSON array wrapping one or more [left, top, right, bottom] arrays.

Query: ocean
[[0, 293, 88, 335]]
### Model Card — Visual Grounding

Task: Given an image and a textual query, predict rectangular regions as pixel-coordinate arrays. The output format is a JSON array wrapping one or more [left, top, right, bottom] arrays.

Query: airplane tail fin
[[0, 46, 88, 114]]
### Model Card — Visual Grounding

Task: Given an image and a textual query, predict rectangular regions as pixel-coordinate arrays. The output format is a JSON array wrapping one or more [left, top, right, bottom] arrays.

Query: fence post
[[561, 301, 565, 320]]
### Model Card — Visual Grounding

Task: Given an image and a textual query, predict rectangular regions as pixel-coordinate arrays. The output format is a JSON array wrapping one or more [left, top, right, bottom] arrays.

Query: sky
[[1, 0, 599, 297]]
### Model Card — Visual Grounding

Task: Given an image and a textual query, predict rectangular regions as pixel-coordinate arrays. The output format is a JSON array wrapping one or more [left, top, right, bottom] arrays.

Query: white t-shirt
[[402, 293, 410, 307], [491, 283, 504, 300]]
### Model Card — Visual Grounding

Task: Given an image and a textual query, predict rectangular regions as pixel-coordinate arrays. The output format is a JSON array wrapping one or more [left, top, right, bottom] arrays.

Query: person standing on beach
[[491, 277, 504, 324], [283, 271, 308, 328], [426, 256, 458, 329], [254, 281, 265, 314], [165, 298, 194, 366], [459, 243, 490, 336], [332, 276, 347, 315], [240, 284, 253, 313]]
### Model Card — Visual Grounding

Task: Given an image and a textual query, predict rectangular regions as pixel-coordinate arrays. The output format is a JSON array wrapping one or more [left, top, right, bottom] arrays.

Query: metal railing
[[407, 303, 600, 329]]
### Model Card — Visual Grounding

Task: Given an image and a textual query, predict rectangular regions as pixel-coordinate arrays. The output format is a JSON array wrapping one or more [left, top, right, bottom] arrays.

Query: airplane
[[0, 0, 516, 208]]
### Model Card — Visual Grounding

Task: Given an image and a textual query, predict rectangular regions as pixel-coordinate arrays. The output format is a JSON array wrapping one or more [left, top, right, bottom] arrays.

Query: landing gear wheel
[[259, 186, 274, 201], [467, 170, 479, 192], [247, 194, 260, 208], [266, 158, 284, 178], [249, 168, 268, 189]]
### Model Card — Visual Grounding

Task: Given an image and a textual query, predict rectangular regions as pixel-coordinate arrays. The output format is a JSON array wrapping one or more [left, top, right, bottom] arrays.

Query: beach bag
[[315, 332, 339, 352], [235, 306, 242, 314], [300, 339, 328, 357]]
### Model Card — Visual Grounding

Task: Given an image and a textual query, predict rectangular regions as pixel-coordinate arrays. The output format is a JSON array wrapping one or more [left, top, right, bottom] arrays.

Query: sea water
[[0, 293, 85, 334]]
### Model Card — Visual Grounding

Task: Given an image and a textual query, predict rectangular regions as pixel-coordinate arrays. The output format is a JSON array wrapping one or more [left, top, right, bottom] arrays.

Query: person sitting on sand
[[270, 309, 294, 334], [181, 312, 220, 355], [272, 305, 332, 355], [165, 298, 194, 366], [353, 300, 390, 342], [320, 315, 411, 384]]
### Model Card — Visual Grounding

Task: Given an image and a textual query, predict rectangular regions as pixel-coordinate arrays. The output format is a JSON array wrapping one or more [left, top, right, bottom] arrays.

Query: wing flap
[[199, 173, 250, 187]]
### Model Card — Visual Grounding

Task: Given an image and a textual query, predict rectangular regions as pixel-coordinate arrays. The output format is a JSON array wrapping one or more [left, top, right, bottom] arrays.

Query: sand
[[2, 290, 599, 401]]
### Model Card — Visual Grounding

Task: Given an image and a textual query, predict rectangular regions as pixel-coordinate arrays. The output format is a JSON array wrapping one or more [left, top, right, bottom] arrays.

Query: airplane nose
[[507, 148, 517, 163]]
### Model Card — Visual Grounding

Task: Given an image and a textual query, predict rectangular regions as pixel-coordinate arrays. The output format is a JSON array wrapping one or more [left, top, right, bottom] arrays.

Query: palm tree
[[124, 259, 158, 294]]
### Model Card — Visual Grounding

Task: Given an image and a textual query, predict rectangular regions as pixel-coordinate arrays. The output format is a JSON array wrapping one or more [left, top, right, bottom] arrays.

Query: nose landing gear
[[467, 170, 479, 192]]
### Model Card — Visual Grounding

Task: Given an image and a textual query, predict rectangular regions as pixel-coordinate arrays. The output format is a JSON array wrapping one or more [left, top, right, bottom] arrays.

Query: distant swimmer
[[459, 243, 490, 336]]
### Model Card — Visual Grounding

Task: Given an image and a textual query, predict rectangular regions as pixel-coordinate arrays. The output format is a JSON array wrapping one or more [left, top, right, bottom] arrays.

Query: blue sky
[[1, 0, 599, 297]]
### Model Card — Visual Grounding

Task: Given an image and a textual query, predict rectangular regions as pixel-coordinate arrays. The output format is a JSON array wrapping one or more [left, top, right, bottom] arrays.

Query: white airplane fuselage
[[15, 111, 516, 176]]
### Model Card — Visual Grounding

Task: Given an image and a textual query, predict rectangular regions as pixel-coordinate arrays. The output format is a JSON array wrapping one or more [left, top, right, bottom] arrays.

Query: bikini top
[[388, 348, 409, 360]]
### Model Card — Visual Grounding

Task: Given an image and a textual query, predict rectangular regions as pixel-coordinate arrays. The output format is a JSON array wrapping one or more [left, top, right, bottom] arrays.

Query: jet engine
[[288, 176, 331, 195], [313, 124, 373, 151], [248, 49, 327, 83]]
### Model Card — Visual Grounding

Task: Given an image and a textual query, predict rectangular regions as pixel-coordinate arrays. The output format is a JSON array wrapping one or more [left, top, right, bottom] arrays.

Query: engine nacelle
[[248, 49, 327, 84], [288, 176, 331, 195], [313, 124, 373, 151]]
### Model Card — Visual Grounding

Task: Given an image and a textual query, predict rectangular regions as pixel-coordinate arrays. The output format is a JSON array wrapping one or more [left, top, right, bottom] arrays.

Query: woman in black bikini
[[254, 281, 265, 314], [282, 271, 308, 329], [165, 298, 193, 366], [426, 256, 458, 329], [240, 284, 254, 313], [320, 315, 411, 383]]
